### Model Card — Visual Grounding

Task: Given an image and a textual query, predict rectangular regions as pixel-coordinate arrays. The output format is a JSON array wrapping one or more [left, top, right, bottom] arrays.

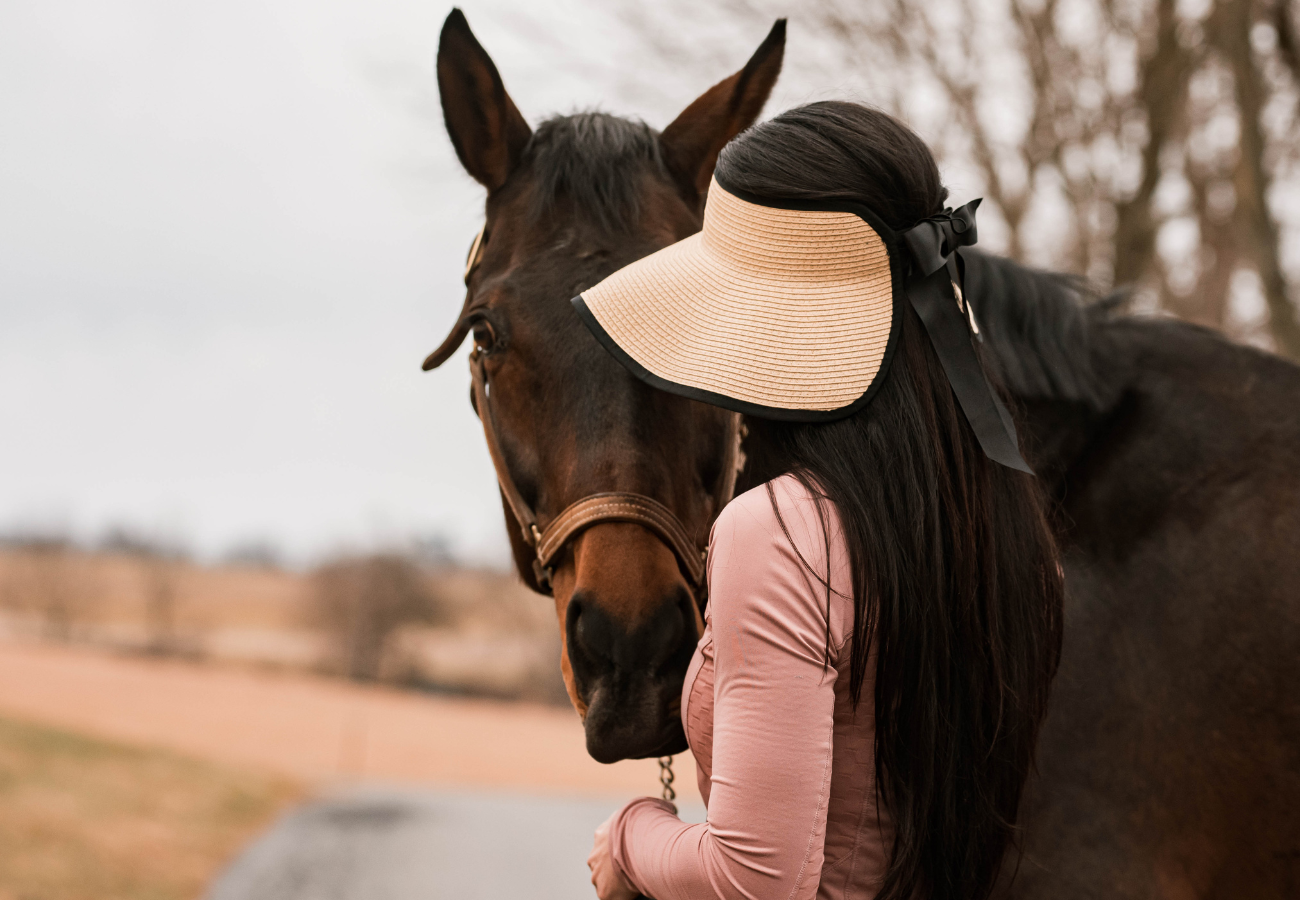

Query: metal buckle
[[531, 558, 553, 591]]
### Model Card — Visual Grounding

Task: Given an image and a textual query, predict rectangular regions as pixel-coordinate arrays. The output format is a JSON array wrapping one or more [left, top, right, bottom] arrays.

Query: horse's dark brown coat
[[429, 9, 783, 763], [426, 10, 1300, 896], [924, 254, 1300, 898]]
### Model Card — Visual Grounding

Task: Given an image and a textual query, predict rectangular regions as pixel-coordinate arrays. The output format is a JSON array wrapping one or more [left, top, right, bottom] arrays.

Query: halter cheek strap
[[469, 346, 740, 597], [903, 200, 1033, 474]]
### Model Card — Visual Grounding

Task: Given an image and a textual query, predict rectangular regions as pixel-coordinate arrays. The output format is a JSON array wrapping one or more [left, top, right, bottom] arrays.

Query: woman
[[578, 101, 1064, 900]]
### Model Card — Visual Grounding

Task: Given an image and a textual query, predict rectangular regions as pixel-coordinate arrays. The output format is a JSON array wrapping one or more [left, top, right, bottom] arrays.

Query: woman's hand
[[589, 814, 639, 900]]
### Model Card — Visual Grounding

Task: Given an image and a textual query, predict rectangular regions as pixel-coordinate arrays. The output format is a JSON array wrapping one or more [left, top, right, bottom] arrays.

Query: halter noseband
[[468, 346, 743, 597]]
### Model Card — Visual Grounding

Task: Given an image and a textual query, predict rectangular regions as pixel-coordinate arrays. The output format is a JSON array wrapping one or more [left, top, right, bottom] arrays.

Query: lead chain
[[658, 755, 676, 803]]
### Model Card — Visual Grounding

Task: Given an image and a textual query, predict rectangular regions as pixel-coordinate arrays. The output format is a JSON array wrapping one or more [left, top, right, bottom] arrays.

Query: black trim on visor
[[571, 181, 907, 423]]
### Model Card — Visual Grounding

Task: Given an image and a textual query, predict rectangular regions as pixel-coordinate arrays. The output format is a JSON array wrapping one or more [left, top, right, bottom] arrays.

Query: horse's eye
[[472, 320, 497, 354]]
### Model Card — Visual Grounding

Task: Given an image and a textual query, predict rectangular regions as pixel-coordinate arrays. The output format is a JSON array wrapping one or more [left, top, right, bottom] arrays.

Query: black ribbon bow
[[901, 200, 1032, 474]]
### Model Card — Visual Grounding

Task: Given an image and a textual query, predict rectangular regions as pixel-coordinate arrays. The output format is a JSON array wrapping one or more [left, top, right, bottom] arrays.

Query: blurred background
[[2, 0, 1299, 897]]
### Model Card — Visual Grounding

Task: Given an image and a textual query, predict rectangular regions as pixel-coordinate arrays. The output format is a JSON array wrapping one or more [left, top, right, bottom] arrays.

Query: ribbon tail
[[907, 266, 1033, 475]]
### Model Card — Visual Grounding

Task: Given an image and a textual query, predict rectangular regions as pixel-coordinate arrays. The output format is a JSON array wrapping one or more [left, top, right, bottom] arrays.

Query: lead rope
[[658, 756, 676, 805]]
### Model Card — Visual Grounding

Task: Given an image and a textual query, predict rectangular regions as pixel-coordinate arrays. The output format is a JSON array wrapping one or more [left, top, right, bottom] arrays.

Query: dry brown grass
[[0, 550, 308, 641], [0, 715, 301, 900], [0, 550, 568, 704]]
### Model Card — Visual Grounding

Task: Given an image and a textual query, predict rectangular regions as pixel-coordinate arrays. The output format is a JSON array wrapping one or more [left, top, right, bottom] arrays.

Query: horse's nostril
[[632, 590, 695, 676], [567, 593, 613, 666], [567, 589, 696, 678], [567, 595, 591, 660], [649, 598, 687, 670]]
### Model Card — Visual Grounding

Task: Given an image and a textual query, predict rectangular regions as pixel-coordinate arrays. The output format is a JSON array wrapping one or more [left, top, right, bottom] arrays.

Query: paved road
[[208, 787, 706, 900]]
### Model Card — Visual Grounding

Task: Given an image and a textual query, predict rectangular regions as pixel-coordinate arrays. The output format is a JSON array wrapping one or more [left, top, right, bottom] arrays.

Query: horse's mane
[[963, 250, 1117, 411], [524, 112, 666, 231]]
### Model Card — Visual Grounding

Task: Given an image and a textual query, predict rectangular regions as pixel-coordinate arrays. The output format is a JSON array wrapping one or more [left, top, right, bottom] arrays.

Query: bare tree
[[32, 543, 82, 641], [102, 527, 189, 654], [620, 0, 1300, 357], [308, 553, 448, 681], [142, 555, 180, 654], [1, 538, 96, 641]]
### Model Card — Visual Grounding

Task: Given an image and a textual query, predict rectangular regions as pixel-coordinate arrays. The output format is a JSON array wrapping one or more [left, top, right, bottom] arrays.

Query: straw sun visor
[[573, 178, 902, 420]]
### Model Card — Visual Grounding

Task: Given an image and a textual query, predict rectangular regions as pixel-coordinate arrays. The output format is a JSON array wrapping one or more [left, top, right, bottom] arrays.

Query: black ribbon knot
[[903, 199, 982, 277], [900, 199, 1032, 474]]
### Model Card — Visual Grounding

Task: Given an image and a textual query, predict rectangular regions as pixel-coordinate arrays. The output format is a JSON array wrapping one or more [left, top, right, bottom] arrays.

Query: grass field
[[0, 716, 301, 900]]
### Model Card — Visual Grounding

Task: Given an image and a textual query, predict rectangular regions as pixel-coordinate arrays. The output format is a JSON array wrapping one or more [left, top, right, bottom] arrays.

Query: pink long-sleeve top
[[609, 474, 893, 900]]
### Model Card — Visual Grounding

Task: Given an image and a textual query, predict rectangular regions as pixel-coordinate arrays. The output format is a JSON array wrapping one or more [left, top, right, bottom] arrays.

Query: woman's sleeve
[[609, 487, 840, 900]]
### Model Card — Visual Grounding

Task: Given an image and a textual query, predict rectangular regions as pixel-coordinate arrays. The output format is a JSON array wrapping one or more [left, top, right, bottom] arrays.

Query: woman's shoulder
[[711, 473, 844, 570], [708, 473, 854, 651]]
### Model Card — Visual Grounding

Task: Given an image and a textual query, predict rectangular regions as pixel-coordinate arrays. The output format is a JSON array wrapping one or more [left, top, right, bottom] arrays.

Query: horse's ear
[[421, 315, 470, 370], [659, 19, 786, 203], [437, 8, 532, 191]]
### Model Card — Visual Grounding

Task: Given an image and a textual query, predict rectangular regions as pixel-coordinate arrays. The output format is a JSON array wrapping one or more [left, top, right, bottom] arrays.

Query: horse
[[425, 11, 772, 765], [424, 11, 1300, 897], [963, 257, 1300, 897]]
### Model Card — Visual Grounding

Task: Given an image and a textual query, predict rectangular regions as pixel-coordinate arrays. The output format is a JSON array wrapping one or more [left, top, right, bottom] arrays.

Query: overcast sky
[[0, 0, 851, 566]]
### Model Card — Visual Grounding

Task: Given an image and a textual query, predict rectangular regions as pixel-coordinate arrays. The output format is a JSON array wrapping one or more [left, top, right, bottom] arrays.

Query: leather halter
[[469, 347, 743, 596]]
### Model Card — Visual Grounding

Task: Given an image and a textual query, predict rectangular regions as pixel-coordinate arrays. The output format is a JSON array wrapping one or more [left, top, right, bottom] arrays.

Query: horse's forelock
[[523, 112, 667, 231]]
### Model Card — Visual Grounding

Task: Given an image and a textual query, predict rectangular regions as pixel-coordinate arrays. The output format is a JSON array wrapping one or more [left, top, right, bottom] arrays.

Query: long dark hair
[[716, 102, 1064, 900]]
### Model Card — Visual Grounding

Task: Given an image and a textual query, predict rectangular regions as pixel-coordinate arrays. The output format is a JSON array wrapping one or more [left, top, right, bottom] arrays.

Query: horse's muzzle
[[565, 587, 698, 763]]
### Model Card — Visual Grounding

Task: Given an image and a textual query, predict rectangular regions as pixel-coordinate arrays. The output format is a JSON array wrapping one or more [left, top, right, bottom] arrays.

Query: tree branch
[[1112, 0, 1194, 288], [1217, 0, 1300, 357]]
